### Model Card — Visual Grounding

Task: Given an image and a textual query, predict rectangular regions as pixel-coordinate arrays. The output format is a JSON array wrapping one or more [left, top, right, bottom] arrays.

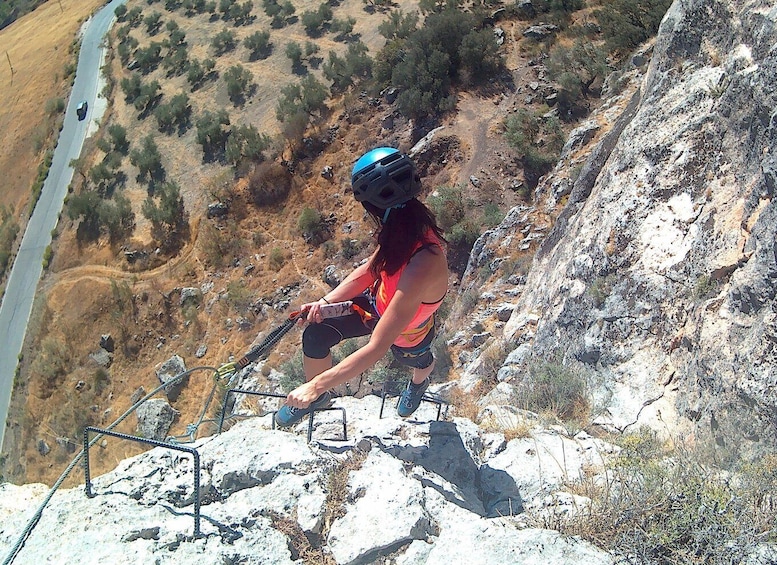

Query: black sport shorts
[[301, 295, 435, 369]]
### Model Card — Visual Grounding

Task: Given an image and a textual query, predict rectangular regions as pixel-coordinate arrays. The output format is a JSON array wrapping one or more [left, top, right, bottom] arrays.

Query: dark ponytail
[[364, 198, 446, 277]]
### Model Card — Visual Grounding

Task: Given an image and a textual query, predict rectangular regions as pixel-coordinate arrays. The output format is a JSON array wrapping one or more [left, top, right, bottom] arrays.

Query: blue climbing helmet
[[351, 147, 421, 209]]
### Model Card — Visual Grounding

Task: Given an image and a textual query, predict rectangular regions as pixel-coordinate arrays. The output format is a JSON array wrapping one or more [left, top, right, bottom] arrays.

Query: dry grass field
[[0, 0, 106, 215]]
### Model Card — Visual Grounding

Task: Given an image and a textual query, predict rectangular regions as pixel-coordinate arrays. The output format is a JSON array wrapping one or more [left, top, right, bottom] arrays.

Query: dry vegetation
[[2, 0, 543, 487], [0, 0, 107, 291], [0, 0, 663, 491], [0, 0, 105, 213]]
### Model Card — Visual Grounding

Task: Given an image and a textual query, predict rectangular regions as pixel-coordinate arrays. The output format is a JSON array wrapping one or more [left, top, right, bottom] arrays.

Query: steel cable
[[3, 311, 304, 564], [1, 366, 216, 565]]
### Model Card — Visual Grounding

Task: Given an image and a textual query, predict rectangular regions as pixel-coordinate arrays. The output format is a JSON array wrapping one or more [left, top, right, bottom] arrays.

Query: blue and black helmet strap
[[381, 203, 406, 223]]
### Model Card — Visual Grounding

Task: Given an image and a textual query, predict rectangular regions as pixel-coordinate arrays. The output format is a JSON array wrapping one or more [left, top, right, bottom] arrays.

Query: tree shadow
[[291, 62, 308, 76], [141, 167, 166, 193], [229, 84, 257, 108], [248, 46, 273, 61], [470, 68, 516, 100], [176, 118, 191, 137], [340, 32, 362, 43]]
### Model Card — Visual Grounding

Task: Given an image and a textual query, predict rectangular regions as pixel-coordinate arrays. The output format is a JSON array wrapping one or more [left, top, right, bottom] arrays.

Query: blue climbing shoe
[[275, 391, 332, 428], [397, 377, 430, 418]]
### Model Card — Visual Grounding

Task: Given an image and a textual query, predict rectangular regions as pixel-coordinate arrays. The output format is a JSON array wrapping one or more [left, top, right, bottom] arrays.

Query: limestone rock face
[[462, 0, 777, 456], [0, 396, 614, 565]]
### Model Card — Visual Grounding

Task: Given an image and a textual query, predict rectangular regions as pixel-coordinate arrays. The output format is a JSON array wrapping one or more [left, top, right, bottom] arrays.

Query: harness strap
[[398, 315, 434, 347]]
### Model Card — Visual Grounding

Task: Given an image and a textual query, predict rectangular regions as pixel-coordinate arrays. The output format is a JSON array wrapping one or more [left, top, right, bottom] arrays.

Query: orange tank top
[[374, 232, 446, 348]]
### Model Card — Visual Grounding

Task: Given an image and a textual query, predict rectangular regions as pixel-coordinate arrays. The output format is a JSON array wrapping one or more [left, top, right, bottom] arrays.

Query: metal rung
[[379, 380, 447, 421], [83, 426, 202, 538], [218, 388, 347, 442]]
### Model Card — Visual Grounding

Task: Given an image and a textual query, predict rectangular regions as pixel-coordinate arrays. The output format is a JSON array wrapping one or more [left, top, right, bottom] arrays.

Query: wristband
[[321, 297, 330, 304]]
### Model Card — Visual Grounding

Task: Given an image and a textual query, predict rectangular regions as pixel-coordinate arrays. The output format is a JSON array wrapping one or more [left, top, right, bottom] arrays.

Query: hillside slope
[[2, 0, 556, 486]]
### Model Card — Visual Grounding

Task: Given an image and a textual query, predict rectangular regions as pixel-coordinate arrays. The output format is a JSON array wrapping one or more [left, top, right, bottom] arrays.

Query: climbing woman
[[276, 147, 449, 426]]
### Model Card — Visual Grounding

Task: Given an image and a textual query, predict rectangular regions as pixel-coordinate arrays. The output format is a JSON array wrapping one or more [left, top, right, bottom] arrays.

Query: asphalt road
[[0, 0, 127, 452]]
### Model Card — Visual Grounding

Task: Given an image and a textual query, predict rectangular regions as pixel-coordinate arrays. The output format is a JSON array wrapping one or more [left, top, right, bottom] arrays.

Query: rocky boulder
[[135, 398, 179, 441], [0, 394, 615, 564], [461, 0, 777, 459], [155, 355, 188, 402]]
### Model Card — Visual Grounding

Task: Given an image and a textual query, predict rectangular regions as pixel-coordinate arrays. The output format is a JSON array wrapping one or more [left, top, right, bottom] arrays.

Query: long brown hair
[[363, 198, 447, 277]]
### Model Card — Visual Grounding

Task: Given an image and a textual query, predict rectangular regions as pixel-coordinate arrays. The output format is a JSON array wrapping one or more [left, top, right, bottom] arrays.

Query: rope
[[174, 312, 303, 442], [234, 313, 301, 369], [166, 372, 225, 444]]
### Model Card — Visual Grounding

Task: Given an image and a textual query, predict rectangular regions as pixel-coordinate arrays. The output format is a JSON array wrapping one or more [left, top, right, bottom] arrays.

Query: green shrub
[[225, 279, 252, 312], [42, 245, 53, 268], [223, 64, 254, 104], [331, 16, 356, 41], [130, 134, 164, 183], [340, 238, 361, 260], [323, 42, 372, 93], [0, 206, 19, 278], [195, 109, 231, 161], [141, 181, 188, 252], [30, 150, 55, 211], [211, 28, 237, 55], [226, 124, 271, 167], [561, 430, 777, 565], [244, 30, 272, 59], [447, 221, 479, 252], [155, 93, 192, 133], [547, 39, 609, 118], [482, 202, 504, 228], [426, 185, 480, 272], [162, 45, 189, 76], [300, 3, 332, 36], [269, 247, 285, 269], [693, 274, 719, 300], [279, 351, 305, 391], [514, 358, 589, 422], [374, 8, 500, 119], [298, 207, 328, 245], [275, 75, 329, 124], [30, 337, 72, 399], [594, 0, 672, 55], [365, 364, 408, 386], [200, 222, 245, 268], [504, 109, 564, 187], [458, 289, 479, 316], [322, 240, 337, 258], [427, 185, 465, 231], [45, 97, 65, 115]]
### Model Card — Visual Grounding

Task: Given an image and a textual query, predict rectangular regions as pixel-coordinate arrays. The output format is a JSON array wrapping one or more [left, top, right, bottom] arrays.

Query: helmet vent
[[350, 148, 421, 208]]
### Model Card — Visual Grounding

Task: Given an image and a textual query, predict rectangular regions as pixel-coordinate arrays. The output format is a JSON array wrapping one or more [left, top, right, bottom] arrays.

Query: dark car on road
[[76, 100, 88, 121]]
